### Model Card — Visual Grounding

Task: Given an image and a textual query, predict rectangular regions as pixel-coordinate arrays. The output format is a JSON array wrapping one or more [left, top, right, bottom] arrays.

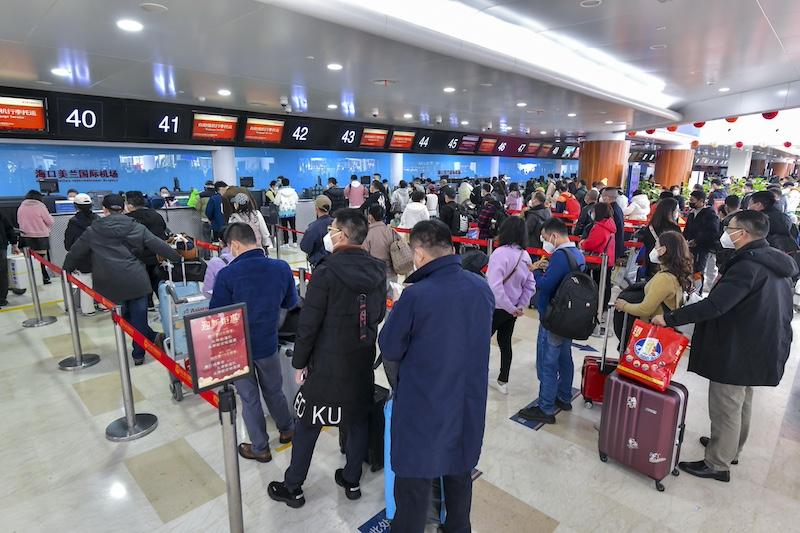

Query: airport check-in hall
[[1, 1, 800, 532]]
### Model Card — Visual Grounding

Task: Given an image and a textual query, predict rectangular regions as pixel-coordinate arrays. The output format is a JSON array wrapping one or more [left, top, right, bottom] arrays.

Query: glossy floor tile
[[42, 331, 101, 359], [72, 371, 146, 416]]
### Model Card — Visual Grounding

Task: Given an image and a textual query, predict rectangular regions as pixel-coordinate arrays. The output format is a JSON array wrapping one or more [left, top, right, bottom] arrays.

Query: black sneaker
[[10, 288, 26, 295], [268, 481, 306, 508], [43, 278, 51, 285], [517, 406, 556, 424], [0, 299, 7, 308], [335, 469, 362, 500], [699, 436, 738, 465], [133, 358, 145, 366], [555, 398, 573, 412]]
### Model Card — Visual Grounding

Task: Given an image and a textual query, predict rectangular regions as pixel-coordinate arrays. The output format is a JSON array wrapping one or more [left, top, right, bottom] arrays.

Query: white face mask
[[323, 233, 335, 253], [720, 229, 740, 249], [649, 247, 662, 264], [542, 238, 556, 254]]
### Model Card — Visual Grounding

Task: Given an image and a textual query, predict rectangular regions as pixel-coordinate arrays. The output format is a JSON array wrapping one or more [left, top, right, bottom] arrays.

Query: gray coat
[[63, 214, 179, 303]]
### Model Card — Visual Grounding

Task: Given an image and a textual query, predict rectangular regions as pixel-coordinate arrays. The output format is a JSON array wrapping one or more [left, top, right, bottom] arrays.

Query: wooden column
[[771, 162, 790, 178], [749, 159, 766, 176], [578, 140, 630, 188], [655, 149, 694, 188]]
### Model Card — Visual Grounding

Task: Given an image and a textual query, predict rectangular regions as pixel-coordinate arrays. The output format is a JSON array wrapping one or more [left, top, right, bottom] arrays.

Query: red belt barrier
[[276, 225, 305, 235], [66, 269, 117, 310], [30, 250, 63, 275], [452, 236, 490, 247], [292, 269, 312, 281], [551, 212, 579, 221], [526, 247, 604, 265], [393, 227, 411, 234], [195, 239, 221, 252]]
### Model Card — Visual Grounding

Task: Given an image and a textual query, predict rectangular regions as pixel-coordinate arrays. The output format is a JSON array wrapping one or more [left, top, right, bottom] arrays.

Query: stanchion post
[[298, 267, 308, 298], [219, 385, 244, 533], [21, 248, 56, 328], [58, 273, 100, 371], [273, 224, 281, 260], [106, 306, 158, 442], [486, 239, 494, 256], [597, 253, 609, 324]]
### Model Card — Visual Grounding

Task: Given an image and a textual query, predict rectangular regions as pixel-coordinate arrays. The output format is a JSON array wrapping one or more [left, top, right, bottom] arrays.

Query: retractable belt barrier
[[195, 239, 221, 252], [276, 225, 305, 235]]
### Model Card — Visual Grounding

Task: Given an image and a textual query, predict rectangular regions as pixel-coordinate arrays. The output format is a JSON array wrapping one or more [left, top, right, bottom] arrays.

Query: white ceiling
[[0, 0, 798, 140]]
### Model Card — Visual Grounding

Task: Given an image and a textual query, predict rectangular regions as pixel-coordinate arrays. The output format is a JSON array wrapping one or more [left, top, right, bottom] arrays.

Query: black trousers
[[284, 415, 369, 491], [0, 246, 8, 301], [392, 472, 473, 533], [693, 249, 710, 293], [280, 216, 297, 244], [491, 309, 517, 383]]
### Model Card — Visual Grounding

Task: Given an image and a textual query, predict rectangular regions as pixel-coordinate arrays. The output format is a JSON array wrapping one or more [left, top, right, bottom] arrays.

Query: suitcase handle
[[166, 284, 188, 305]]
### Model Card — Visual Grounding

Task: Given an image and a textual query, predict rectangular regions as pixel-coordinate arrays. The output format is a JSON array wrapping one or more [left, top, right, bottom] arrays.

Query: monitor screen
[[0, 96, 47, 132], [191, 113, 238, 141], [39, 178, 59, 194], [239, 176, 254, 188]]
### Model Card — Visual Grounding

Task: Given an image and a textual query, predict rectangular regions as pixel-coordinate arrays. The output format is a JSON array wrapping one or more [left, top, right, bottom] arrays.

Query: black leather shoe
[[268, 481, 305, 508], [678, 460, 730, 482], [335, 469, 362, 500], [699, 437, 738, 465], [0, 300, 7, 308], [555, 398, 573, 411], [517, 406, 556, 424], [10, 288, 26, 295]]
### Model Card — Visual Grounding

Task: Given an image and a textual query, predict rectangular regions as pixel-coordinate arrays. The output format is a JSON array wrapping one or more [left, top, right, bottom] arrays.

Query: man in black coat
[[573, 189, 599, 238], [125, 190, 169, 301], [653, 210, 797, 482], [0, 210, 22, 307], [525, 191, 552, 248], [683, 190, 720, 294], [64, 194, 179, 364], [269, 209, 387, 508], [748, 190, 798, 252], [323, 177, 347, 216]]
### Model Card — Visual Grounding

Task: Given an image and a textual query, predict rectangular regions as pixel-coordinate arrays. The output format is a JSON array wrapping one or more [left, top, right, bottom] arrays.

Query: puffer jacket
[[126, 207, 169, 266], [276, 187, 299, 218], [581, 216, 616, 260], [624, 193, 651, 221]]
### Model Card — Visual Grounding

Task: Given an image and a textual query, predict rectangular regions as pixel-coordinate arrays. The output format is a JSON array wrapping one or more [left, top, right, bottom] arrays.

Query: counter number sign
[[57, 98, 103, 137]]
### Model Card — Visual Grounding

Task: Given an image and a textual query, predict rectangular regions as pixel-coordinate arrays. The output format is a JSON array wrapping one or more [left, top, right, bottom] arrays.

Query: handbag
[[617, 319, 689, 392], [389, 232, 414, 276]]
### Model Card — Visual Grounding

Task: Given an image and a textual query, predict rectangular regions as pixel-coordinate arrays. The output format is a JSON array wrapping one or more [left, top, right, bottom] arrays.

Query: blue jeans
[[536, 324, 574, 415], [235, 353, 295, 454], [121, 296, 155, 361]]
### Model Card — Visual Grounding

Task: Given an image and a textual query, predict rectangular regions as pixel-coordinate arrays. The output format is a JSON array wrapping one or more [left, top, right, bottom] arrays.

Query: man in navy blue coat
[[379, 220, 494, 532]]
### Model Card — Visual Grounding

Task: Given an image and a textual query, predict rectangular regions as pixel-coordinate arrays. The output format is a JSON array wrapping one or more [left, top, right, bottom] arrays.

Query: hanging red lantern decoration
[[693, 121, 705, 128], [645, 129, 656, 134], [785, 141, 792, 148], [628, 131, 637, 136], [735, 141, 744, 149], [762, 111, 779, 120], [725, 116, 738, 123], [666, 125, 678, 132], [690, 140, 700, 149]]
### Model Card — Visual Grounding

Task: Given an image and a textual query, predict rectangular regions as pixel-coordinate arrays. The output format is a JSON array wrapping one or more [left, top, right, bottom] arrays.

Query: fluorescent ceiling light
[[567, 113, 577, 117], [443, 87, 456, 93], [327, 104, 338, 109], [326, 0, 675, 110], [718, 87, 730, 93], [461, 120, 469, 125], [403, 113, 413, 119], [605, 120, 614, 124], [116, 19, 144, 32], [51, 67, 71, 77], [327, 63, 343, 71], [516, 102, 527, 107], [540, 130, 547, 135], [217, 89, 231, 96]]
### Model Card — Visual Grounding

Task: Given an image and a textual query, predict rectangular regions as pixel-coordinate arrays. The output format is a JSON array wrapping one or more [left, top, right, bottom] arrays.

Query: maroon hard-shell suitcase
[[598, 372, 688, 492]]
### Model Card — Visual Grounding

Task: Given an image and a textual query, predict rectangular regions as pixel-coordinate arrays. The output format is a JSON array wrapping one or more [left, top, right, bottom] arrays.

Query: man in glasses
[[653, 210, 796, 482]]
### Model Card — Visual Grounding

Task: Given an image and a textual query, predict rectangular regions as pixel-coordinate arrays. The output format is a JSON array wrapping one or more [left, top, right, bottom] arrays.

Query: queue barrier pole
[[105, 305, 158, 442], [273, 224, 281, 261], [592, 253, 609, 338], [218, 385, 244, 533], [21, 248, 57, 328], [298, 267, 308, 298], [57, 273, 100, 371]]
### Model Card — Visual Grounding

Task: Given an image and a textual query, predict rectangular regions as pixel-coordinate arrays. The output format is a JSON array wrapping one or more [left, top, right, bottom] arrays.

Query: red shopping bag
[[617, 319, 689, 392]]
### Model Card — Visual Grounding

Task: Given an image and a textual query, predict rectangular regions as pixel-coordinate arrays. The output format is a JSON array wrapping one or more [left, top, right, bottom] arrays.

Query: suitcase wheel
[[599, 452, 608, 463], [584, 400, 594, 409], [170, 381, 184, 402], [655, 480, 665, 492]]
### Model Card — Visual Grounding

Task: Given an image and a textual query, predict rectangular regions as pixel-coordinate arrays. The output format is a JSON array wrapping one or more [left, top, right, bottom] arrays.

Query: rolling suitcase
[[598, 372, 688, 492], [277, 340, 300, 409], [581, 306, 621, 408], [340, 385, 389, 472]]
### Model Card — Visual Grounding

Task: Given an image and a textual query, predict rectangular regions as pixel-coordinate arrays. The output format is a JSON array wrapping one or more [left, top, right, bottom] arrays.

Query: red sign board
[[360, 128, 388, 148], [388, 130, 415, 150], [525, 143, 541, 155], [244, 118, 284, 143], [186, 304, 252, 392], [0, 96, 46, 131], [477, 137, 497, 153], [192, 113, 238, 141]]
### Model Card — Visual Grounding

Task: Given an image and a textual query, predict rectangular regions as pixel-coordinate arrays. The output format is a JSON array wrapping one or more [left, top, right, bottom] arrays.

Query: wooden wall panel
[[770, 162, 792, 178], [578, 141, 629, 187], [655, 149, 694, 188], [750, 159, 766, 176]]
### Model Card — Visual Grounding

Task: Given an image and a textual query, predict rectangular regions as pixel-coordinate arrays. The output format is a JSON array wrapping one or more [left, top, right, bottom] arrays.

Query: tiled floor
[[2, 247, 800, 532]]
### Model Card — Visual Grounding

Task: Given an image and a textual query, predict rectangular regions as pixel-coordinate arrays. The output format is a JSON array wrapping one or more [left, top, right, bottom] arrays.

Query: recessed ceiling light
[[327, 63, 343, 71], [580, 0, 602, 7], [649, 44, 667, 50], [656, 26, 667, 31], [198, 96, 206, 102], [403, 113, 413, 119], [567, 113, 577, 117], [540, 130, 547, 135], [217, 89, 231, 96], [516, 102, 527, 107], [116, 19, 144, 32], [479, 82, 493, 87], [306, 56, 315, 60], [50, 67, 71, 77], [718, 87, 730, 92], [605, 120, 614, 124], [778, 89, 789, 96], [443, 87, 456, 93], [327, 104, 338, 109], [461, 120, 469, 125]]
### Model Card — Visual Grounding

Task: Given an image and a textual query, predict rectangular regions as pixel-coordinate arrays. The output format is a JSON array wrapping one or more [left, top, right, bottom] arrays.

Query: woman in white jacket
[[228, 193, 273, 250], [275, 177, 300, 246], [624, 190, 651, 221], [399, 190, 431, 229]]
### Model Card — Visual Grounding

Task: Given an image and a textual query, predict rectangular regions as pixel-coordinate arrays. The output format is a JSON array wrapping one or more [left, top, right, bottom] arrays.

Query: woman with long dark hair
[[486, 217, 536, 394], [228, 193, 272, 250], [638, 197, 681, 279], [614, 230, 693, 325]]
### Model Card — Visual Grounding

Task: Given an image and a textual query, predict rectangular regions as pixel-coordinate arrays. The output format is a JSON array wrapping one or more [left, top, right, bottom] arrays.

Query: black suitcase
[[339, 384, 389, 472]]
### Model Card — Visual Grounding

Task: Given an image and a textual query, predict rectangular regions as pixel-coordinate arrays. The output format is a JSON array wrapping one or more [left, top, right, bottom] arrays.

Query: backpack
[[490, 202, 509, 236], [389, 232, 414, 275], [540, 249, 598, 340], [449, 203, 470, 236]]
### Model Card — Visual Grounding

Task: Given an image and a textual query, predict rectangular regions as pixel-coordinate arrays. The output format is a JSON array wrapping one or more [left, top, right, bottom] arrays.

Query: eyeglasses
[[726, 225, 744, 231]]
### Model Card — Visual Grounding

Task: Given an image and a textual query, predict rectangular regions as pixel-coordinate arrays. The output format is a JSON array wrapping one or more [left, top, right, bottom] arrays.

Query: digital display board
[[494, 138, 527, 156], [148, 107, 191, 141], [550, 144, 563, 157], [537, 143, 552, 157], [333, 124, 363, 149], [192, 113, 237, 141], [572, 147, 581, 159], [477, 137, 497, 153], [0, 96, 46, 132], [388, 130, 415, 150], [525, 143, 541, 155], [243, 117, 284, 144], [282, 117, 331, 147], [457, 135, 479, 153], [56, 97, 103, 138], [561, 146, 576, 158], [360, 128, 389, 148]]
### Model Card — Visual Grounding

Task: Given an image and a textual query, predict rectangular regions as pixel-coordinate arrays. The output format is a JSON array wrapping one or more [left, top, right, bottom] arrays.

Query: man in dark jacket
[[653, 211, 796, 482], [0, 210, 22, 307], [210, 222, 298, 463], [574, 189, 598, 238], [378, 220, 494, 532], [683, 190, 720, 293], [477, 189, 505, 240], [600, 187, 626, 262], [63, 194, 179, 364], [204, 181, 228, 238], [438, 188, 459, 232], [125, 191, 169, 301], [299, 196, 333, 268], [323, 177, 347, 215], [268, 209, 386, 508], [749, 190, 798, 252], [64, 194, 99, 315], [525, 191, 552, 248]]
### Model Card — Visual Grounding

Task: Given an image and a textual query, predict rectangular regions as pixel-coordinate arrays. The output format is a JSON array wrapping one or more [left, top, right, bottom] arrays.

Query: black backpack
[[541, 249, 598, 340], [449, 203, 470, 236], [490, 202, 509, 236]]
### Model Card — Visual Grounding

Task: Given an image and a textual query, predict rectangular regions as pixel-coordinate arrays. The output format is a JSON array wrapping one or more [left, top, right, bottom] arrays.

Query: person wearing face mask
[[652, 211, 797, 482], [299, 196, 333, 268], [599, 187, 626, 263], [399, 190, 430, 229], [518, 218, 586, 425], [683, 190, 720, 294], [378, 220, 494, 532], [269, 209, 386, 508], [210, 223, 298, 463], [637, 198, 681, 279], [614, 231, 692, 344], [265, 180, 278, 205]]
